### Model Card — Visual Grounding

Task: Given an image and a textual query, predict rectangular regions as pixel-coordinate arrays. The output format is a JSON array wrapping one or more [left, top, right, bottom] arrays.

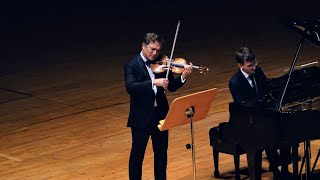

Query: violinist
[[124, 32, 193, 180]]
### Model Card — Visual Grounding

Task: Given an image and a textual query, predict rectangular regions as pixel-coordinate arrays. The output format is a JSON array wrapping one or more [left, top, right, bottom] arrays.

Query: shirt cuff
[[180, 76, 186, 83], [151, 79, 155, 89]]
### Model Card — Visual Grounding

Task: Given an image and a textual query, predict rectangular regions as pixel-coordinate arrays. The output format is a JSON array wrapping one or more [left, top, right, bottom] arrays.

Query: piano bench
[[209, 126, 245, 180]]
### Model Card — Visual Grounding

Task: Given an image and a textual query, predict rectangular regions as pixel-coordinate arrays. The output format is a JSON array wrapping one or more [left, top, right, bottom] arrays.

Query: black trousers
[[129, 109, 168, 180]]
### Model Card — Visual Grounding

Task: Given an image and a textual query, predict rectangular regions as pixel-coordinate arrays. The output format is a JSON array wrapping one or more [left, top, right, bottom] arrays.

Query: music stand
[[158, 88, 218, 180]]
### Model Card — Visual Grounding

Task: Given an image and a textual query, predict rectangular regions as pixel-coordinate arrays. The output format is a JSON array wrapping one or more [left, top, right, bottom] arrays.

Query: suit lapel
[[238, 70, 252, 89], [137, 55, 151, 80]]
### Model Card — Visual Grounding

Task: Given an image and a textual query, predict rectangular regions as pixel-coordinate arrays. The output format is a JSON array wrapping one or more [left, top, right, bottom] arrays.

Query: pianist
[[216, 47, 292, 179], [231, 47, 292, 179], [229, 47, 268, 104]]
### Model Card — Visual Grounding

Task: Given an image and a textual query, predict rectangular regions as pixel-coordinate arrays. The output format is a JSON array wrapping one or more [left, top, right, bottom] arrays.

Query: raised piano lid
[[283, 18, 320, 47], [266, 65, 320, 108]]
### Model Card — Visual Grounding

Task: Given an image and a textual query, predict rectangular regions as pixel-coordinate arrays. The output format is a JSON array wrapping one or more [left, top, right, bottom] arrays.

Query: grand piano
[[224, 19, 320, 180]]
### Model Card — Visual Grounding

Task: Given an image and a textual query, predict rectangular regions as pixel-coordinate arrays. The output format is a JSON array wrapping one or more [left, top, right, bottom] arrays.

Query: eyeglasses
[[146, 45, 161, 53], [246, 60, 259, 69]]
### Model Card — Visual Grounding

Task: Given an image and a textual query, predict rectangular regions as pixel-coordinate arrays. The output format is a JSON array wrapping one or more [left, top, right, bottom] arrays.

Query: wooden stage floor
[[1, 2, 320, 179]]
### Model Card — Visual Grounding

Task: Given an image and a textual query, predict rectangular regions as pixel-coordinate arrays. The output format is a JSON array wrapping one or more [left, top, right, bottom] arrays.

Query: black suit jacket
[[124, 54, 185, 128], [229, 66, 269, 104]]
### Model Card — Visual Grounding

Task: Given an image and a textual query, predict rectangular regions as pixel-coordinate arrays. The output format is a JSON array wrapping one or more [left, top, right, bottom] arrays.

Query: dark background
[[1, 0, 320, 76]]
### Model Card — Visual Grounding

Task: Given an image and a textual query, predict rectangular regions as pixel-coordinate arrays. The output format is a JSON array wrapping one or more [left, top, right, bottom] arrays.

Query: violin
[[150, 55, 209, 74]]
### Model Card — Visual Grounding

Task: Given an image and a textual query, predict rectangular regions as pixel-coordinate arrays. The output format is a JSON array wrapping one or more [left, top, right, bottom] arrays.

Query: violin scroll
[[198, 65, 209, 74]]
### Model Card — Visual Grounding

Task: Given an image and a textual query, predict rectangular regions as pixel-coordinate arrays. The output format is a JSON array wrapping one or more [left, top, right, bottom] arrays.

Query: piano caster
[[235, 174, 241, 180], [214, 170, 220, 178]]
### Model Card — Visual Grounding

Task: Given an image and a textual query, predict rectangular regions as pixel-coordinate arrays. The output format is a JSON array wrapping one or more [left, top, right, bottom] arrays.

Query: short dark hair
[[235, 47, 256, 65], [143, 32, 164, 45]]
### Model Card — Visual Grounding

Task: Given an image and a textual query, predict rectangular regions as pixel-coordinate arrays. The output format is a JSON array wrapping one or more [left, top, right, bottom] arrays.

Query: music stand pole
[[185, 106, 197, 180]]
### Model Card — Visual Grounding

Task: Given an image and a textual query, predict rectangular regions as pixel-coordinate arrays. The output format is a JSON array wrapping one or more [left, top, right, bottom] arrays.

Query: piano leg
[[213, 150, 220, 177], [246, 149, 263, 180], [305, 141, 311, 179], [291, 144, 299, 178], [311, 149, 320, 175], [234, 149, 241, 180], [299, 141, 312, 179]]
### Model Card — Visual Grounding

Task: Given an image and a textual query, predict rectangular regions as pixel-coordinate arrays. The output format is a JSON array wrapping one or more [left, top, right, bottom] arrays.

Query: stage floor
[[1, 2, 320, 179]]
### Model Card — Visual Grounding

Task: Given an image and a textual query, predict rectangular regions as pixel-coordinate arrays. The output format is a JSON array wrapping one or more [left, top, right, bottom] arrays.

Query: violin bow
[[166, 20, 181, 79]]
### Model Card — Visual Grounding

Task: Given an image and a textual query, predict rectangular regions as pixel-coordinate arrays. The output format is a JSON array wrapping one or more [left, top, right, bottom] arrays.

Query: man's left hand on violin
[[181, 62, 193, 79]]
